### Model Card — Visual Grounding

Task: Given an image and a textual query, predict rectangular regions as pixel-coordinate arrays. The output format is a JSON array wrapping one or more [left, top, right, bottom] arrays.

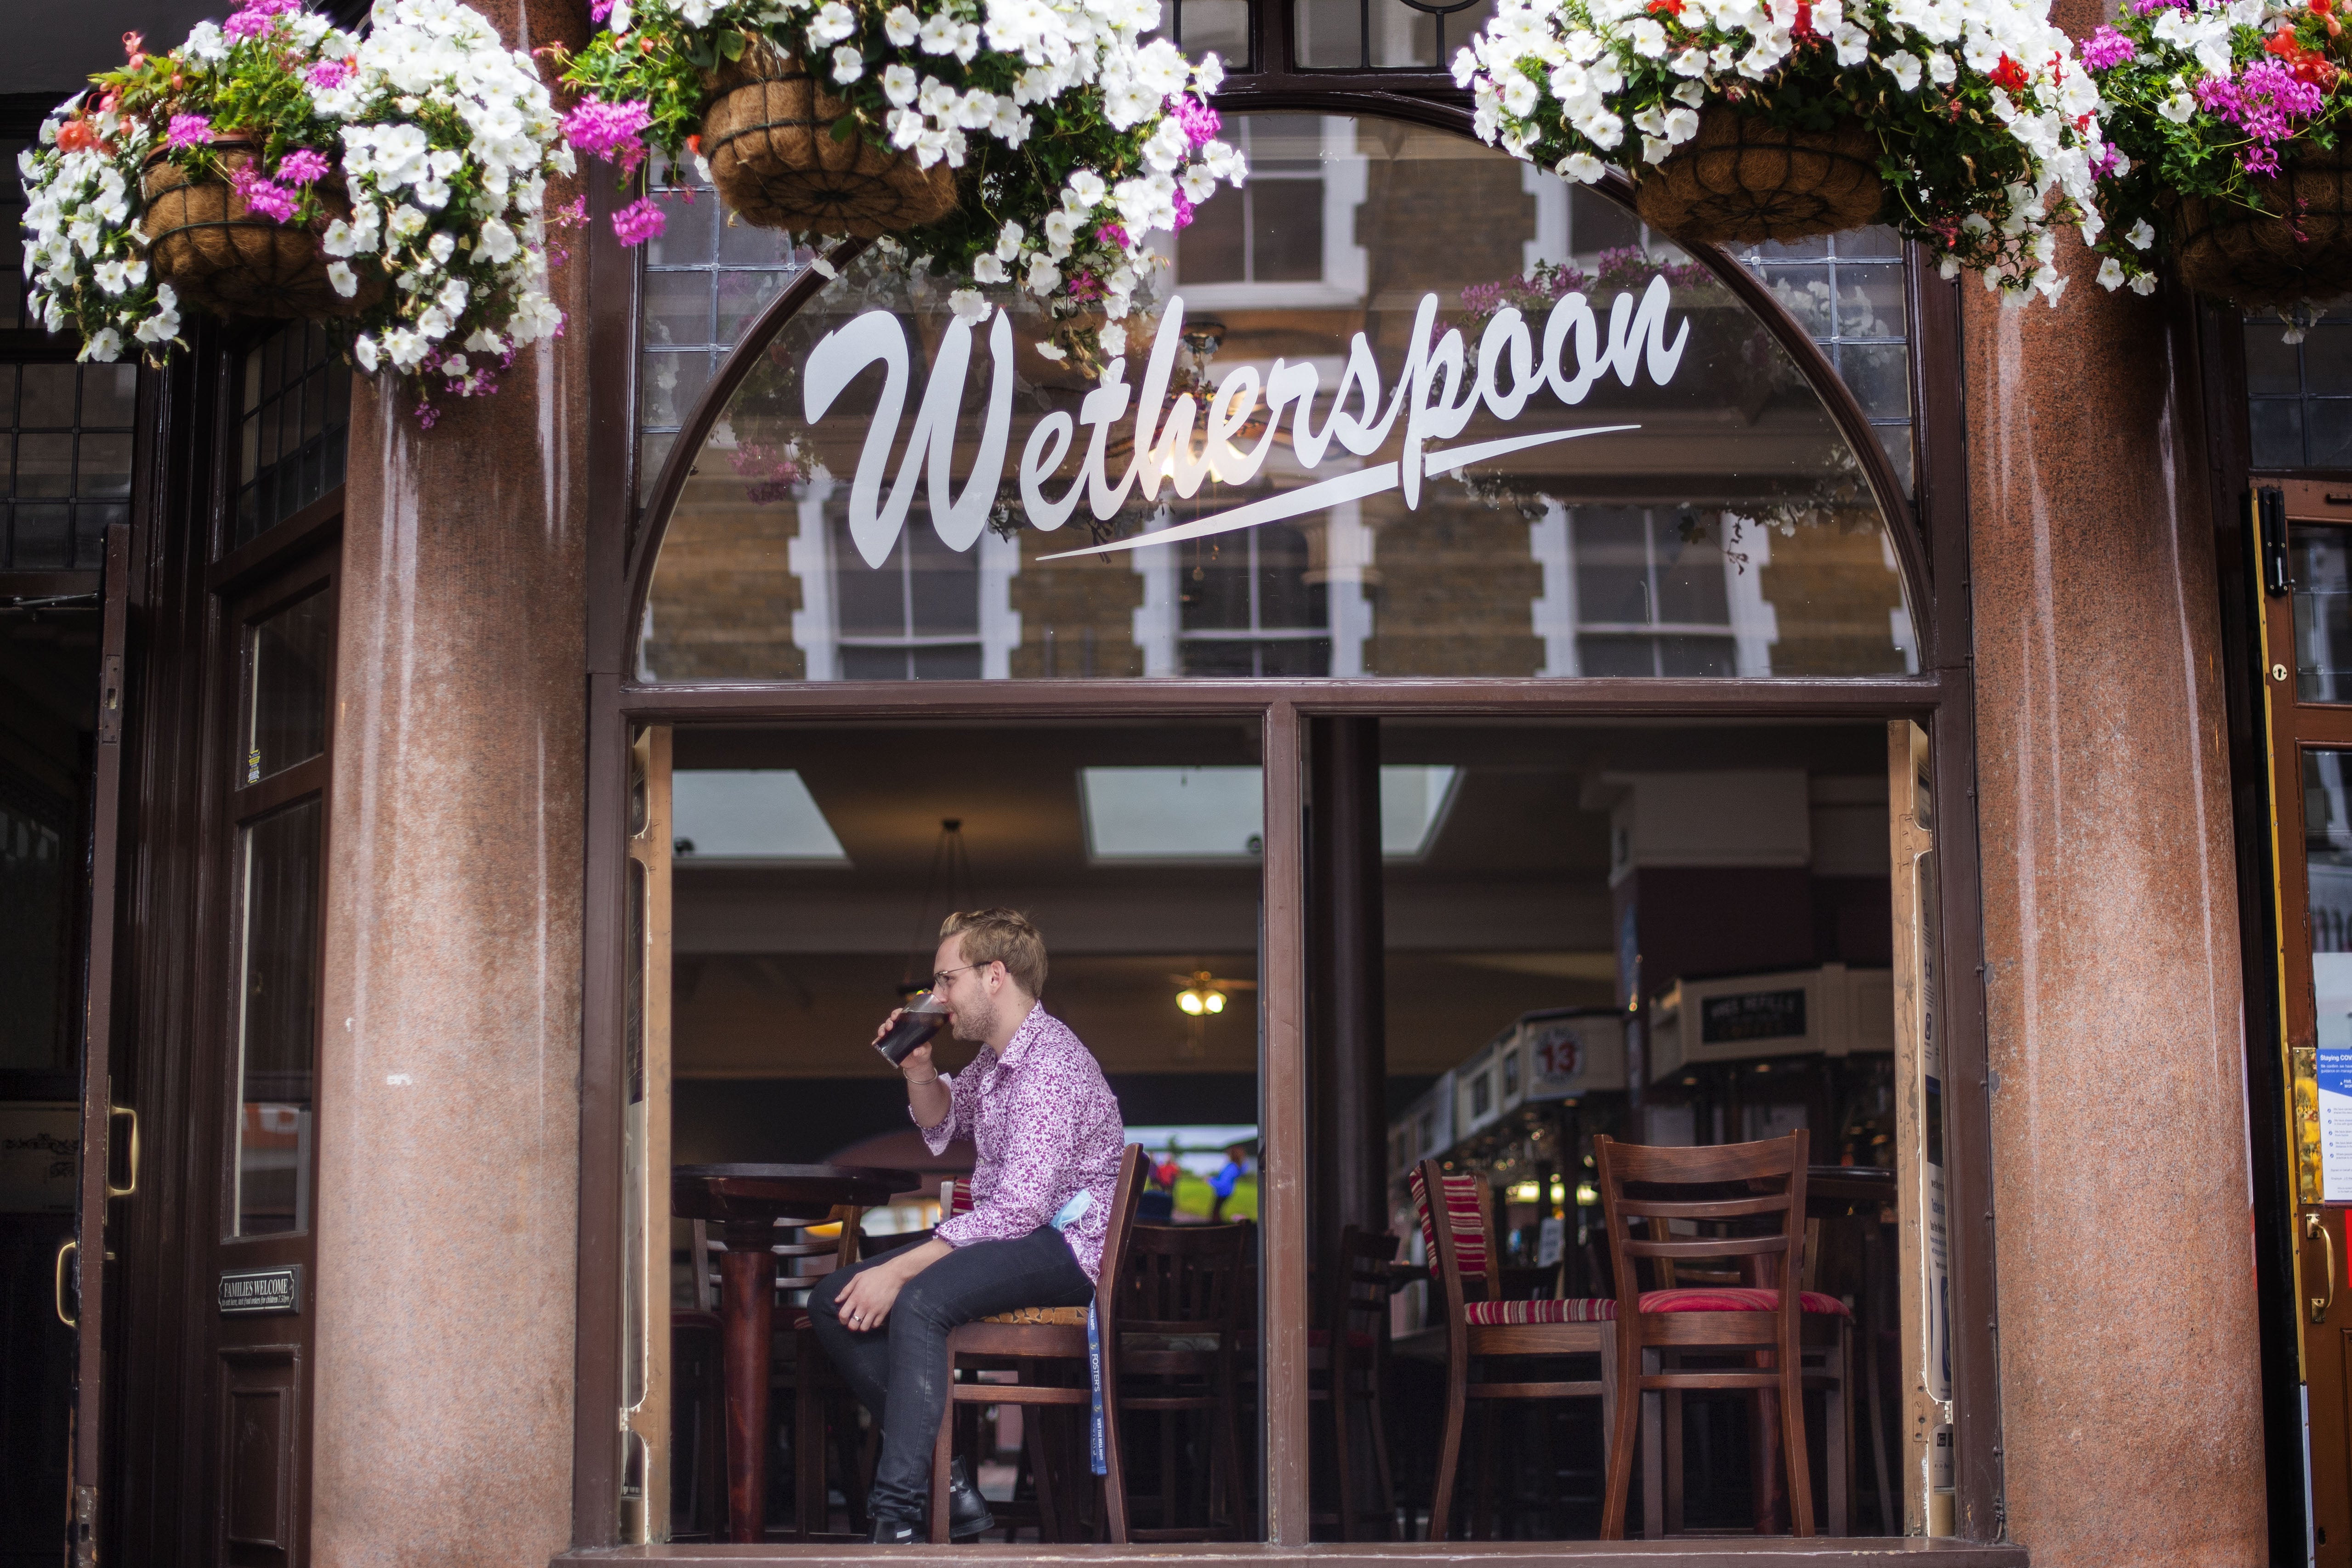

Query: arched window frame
[[568, 56, 2000, 1560]]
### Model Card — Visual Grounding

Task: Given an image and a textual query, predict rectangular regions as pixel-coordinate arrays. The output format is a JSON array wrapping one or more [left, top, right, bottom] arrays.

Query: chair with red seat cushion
[[1592, 1131, 1852, 1540], [1410, 1159, 1616, 1541]]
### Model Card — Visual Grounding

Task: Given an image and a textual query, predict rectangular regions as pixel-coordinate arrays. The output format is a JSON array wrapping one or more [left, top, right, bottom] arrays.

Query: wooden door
[[58, 522, 134, 1568], [2255, 480, 2352, 1567], [204, 549, 339, 1568]]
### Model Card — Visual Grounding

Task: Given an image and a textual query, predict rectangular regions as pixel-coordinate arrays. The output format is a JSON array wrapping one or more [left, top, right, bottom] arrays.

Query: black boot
[[947, 1457, 995, 1540], [866, 1515, 920, 1545]]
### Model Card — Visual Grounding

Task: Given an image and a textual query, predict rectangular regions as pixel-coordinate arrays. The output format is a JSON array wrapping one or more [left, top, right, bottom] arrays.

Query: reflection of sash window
[[1175, 522, 1333, 678], [1167, 118, 1368, 309], [827, 503, 984, 680], [1565, 506, 1749, 679]]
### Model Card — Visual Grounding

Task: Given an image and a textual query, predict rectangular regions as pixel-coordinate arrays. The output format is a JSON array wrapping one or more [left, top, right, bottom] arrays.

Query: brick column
[[1963, 245, 2269, 1563], [309, 0, 590, 1560]]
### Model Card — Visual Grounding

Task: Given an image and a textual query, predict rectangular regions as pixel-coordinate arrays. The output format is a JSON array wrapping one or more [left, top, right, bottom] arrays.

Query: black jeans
[[809, 1226, 1093, 1523]]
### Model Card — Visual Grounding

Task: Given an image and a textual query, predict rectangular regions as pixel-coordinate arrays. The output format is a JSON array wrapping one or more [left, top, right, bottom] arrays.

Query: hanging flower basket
[[1631, 108, 1883, 247], [2080, 0, 2352, 308], [554, 0, 1244, 371], [23, 0, 574, 421], [138, 142, 380, 319], [2085, 1, 2352, 305], [700, 40, 957, 238], [2170, 149, 2352, 305], [1455, 0, 2107, 300]]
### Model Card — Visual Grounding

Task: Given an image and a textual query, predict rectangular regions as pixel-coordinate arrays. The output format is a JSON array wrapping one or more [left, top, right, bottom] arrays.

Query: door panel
[[221, 1347, 301, 1568], [2255, 482, 2352, 1568], [205, 552, 338, 1568], [65, 522, 133, 1568]]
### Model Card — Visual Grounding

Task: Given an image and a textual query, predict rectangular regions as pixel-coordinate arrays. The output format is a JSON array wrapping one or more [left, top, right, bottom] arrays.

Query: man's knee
[[810, 1265, 856, 1321]]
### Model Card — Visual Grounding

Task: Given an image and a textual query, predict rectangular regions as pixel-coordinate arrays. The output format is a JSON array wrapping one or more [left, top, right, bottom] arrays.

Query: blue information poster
[[2316, 953, 2352, 1203]]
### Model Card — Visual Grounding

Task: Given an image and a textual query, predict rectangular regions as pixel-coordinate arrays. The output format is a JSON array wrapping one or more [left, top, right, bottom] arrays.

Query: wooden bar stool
[[688, 1207, 869, 1538], [1412, 1159, 1617, 1541], [925, 1145, 1152, 1543], [1592, 1130, 1853, 1540], [1312, 1224, 1399, 1541]]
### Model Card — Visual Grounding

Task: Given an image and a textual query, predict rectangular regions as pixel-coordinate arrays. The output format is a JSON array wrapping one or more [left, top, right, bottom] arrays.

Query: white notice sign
[[2315, 953, 2352, 1202]]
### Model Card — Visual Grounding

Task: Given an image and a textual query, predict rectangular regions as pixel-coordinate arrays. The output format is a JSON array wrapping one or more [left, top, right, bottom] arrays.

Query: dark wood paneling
[[0, 1214, 74, 1567], [219, 1346, 300, 1567]]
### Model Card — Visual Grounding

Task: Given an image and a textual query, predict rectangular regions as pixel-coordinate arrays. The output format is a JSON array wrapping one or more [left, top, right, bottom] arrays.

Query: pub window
[[637, 116, 1919, 685], [1724, 228, 1915, 497], [1, 361, 136, 571], [1, 134, 28, 328], [1155, 0, 1251, 67], [2245, 307, 2352, 470], [233, 321, 351, 548], [1295, 0, 1497, 69], [638, 157, 812, 503]]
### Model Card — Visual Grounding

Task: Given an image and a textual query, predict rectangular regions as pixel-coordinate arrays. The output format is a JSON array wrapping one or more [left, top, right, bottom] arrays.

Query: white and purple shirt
[[918, 1002, 1125, 1282]]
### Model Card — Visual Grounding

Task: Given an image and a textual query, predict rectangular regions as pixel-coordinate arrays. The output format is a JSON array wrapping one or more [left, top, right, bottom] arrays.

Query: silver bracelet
[[905, 1070, 940, 1086]]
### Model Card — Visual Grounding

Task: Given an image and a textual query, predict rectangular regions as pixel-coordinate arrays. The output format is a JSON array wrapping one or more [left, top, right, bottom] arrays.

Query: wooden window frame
[[568, 67, 2004, 1562]]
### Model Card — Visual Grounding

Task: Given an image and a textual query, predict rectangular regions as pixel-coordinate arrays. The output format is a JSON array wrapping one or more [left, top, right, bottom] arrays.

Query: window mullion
[[1258, 697, 1310, 1545]]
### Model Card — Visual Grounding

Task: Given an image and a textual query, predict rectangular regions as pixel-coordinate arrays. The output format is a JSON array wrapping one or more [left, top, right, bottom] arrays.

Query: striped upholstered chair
[[1410, 1158, 1617, 1540]]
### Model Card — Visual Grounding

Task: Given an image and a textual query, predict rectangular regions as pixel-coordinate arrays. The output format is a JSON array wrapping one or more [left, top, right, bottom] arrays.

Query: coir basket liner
[[1635, 108, 1883, 247], [2172, 147, 2352, 306], [139, 143, 377, 320], [701, 42, 958, 238]]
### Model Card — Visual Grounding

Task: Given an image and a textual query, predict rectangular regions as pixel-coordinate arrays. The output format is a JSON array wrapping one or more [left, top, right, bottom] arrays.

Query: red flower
[[1792, 0, 1820, 37], [1647, 0, 1685, 16], [1988, 54, 2028, 91], [55, 119, 95, 153]]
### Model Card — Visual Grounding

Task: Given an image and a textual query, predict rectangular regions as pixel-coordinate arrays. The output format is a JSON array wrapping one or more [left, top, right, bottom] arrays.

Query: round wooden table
[[673, 1164, 916, 1544]]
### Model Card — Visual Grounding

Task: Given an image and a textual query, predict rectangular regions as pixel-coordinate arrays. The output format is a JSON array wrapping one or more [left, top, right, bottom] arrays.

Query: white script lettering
[[798, 279, 1688, 566]]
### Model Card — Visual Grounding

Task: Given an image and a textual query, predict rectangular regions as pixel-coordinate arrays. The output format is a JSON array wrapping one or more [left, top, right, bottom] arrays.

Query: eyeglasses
[[930, 964, 980, 991]]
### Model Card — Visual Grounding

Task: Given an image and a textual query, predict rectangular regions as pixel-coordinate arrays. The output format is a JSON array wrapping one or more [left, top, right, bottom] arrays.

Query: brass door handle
[[2311, 1213, 2337, 1325], [108, 1104, 137, 1198], [55, 1239, 76, 1329]]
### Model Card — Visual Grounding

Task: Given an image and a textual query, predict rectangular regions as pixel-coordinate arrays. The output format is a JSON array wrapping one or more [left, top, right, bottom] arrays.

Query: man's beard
[[952, 995, 999, 1043]]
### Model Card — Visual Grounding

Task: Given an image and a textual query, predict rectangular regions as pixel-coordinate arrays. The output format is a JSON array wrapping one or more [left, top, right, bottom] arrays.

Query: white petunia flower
[[832, 45, 865, 81], [2126, 219, 2154, 251]]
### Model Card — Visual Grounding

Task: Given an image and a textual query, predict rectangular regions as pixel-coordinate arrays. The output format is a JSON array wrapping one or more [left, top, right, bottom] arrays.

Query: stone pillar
[[1964, 252, 2267, 1561], [309, 0, 589, 1561]]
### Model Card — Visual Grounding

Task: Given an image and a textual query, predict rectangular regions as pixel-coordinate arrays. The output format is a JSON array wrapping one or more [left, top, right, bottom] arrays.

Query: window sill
[[553, 1540, 2026, 1566]]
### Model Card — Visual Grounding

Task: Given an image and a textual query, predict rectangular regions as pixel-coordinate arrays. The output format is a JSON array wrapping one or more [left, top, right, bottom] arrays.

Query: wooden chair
[[1592, 1130, 1852, 1540], [1113, 1222, 1250, 1540], [925, 1145, 1152, 1543], [1411, 1158, 1616, 1541], [1311, 1224, 1398, 1541], [669, 1308, 727, 1540]]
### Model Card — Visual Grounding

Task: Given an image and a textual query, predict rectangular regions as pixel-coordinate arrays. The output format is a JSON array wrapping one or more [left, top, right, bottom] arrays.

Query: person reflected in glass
[[1208, 1142, 1250, 1223], [810, 908, 1126, 1544]]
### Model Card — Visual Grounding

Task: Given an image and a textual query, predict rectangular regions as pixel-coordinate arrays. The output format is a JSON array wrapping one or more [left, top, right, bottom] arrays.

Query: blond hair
[[940, 908, 1048, 997]]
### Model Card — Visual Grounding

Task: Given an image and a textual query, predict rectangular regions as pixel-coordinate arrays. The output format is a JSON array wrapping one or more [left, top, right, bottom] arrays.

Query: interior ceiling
[[669, 720, 1888, 1080]]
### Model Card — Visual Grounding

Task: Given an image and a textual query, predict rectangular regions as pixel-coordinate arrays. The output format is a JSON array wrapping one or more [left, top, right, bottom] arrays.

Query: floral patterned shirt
[[917, 1003, 1125, 1282]]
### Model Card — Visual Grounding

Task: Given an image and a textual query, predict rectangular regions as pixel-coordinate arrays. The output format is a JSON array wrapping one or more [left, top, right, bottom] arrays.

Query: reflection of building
[[641, 119, 1916, 686]]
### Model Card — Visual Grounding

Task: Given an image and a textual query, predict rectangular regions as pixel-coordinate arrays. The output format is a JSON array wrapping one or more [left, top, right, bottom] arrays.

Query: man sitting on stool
[[811, 908, 1126, 1544]]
